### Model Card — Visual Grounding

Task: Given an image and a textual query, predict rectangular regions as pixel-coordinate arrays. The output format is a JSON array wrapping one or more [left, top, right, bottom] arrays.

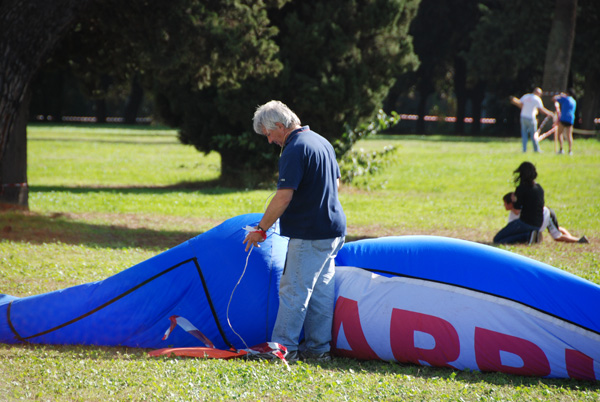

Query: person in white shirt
[[502, 192, 588, 243], [510, 87, 554, 153]]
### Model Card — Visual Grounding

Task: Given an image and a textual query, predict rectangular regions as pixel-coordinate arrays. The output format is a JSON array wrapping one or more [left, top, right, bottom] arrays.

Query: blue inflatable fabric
[[335, 236, 600, 335], [0, 214, 288, 350]]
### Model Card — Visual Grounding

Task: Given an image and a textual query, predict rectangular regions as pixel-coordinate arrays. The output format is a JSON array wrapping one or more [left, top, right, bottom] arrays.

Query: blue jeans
[[521, 117, 540, 152], [271, 236, 345, 354], [494, 219, 538, 244]]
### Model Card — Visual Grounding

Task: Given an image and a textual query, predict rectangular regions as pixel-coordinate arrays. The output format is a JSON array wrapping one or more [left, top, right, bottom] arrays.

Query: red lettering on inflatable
[[331, 296, 379, 360], [389, 309, 460, 368], [566, 349, 597, 381], [474, 327, 550, 377]]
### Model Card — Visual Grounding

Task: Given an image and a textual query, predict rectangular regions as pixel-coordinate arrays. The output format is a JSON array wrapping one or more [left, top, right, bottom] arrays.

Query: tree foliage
[[464, 0, 554, 133], [572, 0, 600, 129], [52, 0, 285, 118], [0, 0, 93, 205], [464, 0, 600, 132], [160, 0, 420, 186], [1, 0, 290, 205], [402, 0, 485, 135], [542, 0, 578, 94], [467, 1, 553, 89]]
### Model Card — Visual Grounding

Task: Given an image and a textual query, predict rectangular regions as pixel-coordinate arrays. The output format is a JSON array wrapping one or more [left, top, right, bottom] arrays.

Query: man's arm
[[243, 188, 294, 251], [258, 188, 294, 231], [540, 105, 554, 117], [510, 96, 523, 108]]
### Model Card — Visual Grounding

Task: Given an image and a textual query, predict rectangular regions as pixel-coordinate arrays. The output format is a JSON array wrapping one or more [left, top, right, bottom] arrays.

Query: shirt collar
[[285, 125, 309, 146]]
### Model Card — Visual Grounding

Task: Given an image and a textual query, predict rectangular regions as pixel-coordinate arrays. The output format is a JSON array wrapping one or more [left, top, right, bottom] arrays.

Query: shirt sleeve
[[278, 148, 304, 190]]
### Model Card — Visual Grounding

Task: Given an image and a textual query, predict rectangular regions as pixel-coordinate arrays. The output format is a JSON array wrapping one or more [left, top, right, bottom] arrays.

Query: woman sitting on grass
[[502, 192, 589, 244], [494, 161, 543, 244]]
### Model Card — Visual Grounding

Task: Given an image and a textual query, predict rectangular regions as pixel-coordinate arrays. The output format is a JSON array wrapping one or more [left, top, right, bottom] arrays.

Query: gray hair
[[252, 100, 301, 135]]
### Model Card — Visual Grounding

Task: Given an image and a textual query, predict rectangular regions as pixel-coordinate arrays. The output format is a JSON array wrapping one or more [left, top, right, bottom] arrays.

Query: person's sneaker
[[285, 350, 300, 363], [568, 151, 573, 155], [528, 230, 539, 245], [557, 149, 564, 155], [578, 236, 589, 243], [301, 350, 332, 362]]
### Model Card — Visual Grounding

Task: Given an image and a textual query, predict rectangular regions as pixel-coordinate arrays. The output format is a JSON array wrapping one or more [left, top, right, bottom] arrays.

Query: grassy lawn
[[1, 124, 599, 401]]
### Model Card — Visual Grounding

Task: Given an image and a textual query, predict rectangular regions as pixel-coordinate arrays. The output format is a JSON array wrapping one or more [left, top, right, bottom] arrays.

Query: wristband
[[243, 225, 267, 241]]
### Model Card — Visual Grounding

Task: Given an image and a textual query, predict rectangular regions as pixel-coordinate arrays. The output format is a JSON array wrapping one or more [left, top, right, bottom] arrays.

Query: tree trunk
[[95, 99, 108, 124], [0, 0, 92, 206], [124, 75, 144, 125], [542, 0, 577, 94], [0, 91, 30, 207], [453, 57, 467, 135], [470, 81, 486, 136], [416, 77, 434, 135], [581, 70, 600, 131], [53, 70, 65, 122], [95, 74, 111, 124]]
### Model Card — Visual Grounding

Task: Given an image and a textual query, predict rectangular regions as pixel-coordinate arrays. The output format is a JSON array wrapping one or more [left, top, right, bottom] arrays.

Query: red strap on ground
[[148, 347, 248, 359]]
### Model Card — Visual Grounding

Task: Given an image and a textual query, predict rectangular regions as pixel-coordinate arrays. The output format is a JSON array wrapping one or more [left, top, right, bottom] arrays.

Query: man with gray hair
[[244, 100, 346, 362]]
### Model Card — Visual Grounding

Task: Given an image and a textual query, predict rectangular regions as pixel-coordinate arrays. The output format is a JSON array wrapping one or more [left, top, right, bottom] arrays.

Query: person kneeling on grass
[[502, 192, 588, 244], [493, 162, 544, 245]]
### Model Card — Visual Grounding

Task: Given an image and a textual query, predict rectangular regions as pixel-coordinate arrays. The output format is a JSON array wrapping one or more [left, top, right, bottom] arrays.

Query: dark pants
[[494, 219, 538, 244]]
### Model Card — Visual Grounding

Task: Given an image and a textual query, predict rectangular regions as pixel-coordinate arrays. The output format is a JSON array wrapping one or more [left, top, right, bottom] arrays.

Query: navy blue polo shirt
[[277, 126, 346, 239]]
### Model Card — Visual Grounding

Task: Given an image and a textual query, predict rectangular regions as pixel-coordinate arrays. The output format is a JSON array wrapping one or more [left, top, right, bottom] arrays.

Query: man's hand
[[243, 230, 265, 252]]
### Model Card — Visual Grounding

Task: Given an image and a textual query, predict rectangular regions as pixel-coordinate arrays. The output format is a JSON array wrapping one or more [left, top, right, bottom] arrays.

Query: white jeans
[[271, 236, 345, 354]]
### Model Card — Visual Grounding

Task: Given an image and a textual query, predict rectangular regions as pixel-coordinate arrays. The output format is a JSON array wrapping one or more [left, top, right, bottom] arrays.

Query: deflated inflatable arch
[[0, 214, 287, 350], [332, 236, 600, 380], [1, 215, 599, 380]]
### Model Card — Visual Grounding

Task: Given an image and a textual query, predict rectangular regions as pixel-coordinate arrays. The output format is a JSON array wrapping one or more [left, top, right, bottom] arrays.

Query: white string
[[226, 244, 253, 350], [264, 190, 276, 211]]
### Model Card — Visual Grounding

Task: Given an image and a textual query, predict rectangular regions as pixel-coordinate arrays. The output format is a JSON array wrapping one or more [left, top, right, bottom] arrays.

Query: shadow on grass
[[29, 179, 240, 195], [0, 211, 200, 250], [28, 136, 181, 146], [374, 133, 517, 143]]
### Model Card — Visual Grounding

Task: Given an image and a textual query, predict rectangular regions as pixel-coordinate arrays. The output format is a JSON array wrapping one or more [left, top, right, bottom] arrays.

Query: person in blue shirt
[[244, 100, 346, 362], [553, 88, 577, 155]]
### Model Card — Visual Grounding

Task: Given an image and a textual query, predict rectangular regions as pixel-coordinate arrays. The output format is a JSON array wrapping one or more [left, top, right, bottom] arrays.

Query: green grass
[[1, 124, 599, 401]]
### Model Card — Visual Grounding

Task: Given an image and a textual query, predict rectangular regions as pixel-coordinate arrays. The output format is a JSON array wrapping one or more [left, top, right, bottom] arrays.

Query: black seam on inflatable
[[6, 301, 27, 343], [11, 258, 195, 341], [360, 267, 600, 337], [192, 259, 235, 350]]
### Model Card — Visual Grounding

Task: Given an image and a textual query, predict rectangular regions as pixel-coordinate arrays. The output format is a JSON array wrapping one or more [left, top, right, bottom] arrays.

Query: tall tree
[[448, 1, 485, 135], [164, 0, 421, 186], [405, 0, 484, 135], [0, 0, 92, 206], [2, 0, 287, 206], [572, 0, 600, 130], [466, 0, 553, 134], [542, 0, 578, 94], [409, 0, 454, 134]]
